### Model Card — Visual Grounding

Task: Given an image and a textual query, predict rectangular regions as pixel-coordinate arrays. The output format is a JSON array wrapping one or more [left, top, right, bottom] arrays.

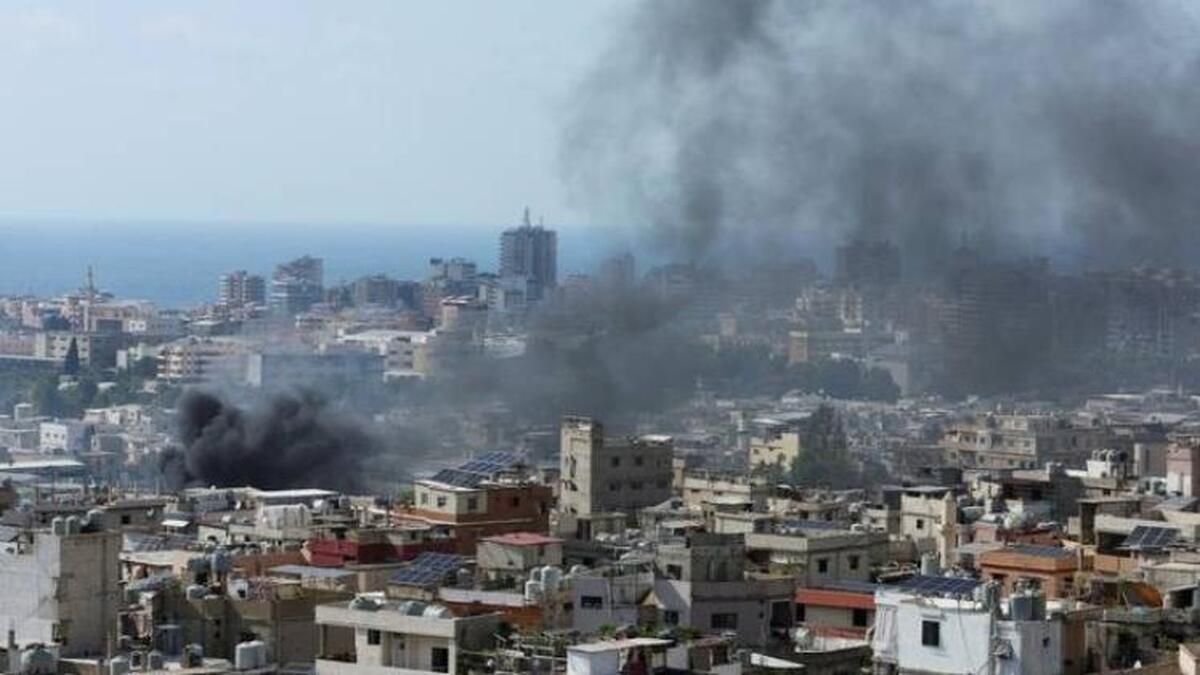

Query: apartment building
[[558, 416, 674, 521]]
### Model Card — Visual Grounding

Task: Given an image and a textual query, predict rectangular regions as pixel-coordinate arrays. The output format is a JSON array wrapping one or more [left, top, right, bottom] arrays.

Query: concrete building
[[157, 337, 250, 384], [314, 597, 501, 675], [476, 532, 563, 583], [39, 420, 92, 454], [978, 545, 1080, 599], [499, 212, 557, 302], [747, 416, 805, 470], [270, 255, 325, 316], [739, 529, 879, 586], [218, 270, 266, 309], [0, 524, 121, 657], [942, 414, 1110, 470], [650, 533, 794, 647], [872, 583, 1065, 675], [34, 331, 118, 368], [558, 416, 674, 525], [899, 487, 960, 560], [1167, 439, 1200, 497], [571, 565, 656, 634], [245, 350, 385, 387]]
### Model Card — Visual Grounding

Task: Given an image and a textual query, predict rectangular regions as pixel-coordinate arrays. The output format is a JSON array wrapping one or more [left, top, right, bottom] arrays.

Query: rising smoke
[[562, 1, 1200, 275], [159, 390, 382, 493]]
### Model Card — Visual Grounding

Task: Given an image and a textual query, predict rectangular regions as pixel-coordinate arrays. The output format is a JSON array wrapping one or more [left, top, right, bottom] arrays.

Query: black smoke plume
[[159, 390, 379, 492], [563, 1, 1200, 275]]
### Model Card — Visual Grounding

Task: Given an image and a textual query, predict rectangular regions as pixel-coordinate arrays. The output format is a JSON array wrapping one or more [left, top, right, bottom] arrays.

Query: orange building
[[978, 544, 1079, 598]]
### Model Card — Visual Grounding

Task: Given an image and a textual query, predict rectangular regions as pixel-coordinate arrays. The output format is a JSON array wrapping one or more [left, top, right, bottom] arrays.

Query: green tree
[[790, 404, 855, 487], [63, 338, 80, 376], [30, 376, 65, 417]]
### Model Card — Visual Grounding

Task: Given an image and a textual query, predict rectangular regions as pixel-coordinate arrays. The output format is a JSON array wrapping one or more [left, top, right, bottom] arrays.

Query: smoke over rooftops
[[160, 390, 380, 493], [562, 0, 1200, 275]]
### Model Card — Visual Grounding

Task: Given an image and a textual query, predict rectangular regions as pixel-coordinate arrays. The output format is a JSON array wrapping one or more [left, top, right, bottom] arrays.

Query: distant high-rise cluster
[[499, 209, 557, 302], [218, 270, 265, 310], [269, 255, 324, 316]]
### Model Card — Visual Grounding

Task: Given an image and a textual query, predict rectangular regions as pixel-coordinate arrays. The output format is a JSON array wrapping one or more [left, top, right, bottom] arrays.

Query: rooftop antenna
[[85, 265, 97, 300], [523, 206, 531, 228]]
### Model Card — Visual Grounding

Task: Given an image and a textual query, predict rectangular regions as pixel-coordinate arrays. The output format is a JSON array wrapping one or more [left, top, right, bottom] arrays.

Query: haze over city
[[3, 3, 1200, 675]]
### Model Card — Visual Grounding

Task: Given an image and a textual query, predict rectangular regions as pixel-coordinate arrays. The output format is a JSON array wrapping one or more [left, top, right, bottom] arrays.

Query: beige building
[[315, 598, 501, 675], [558, 416, 674, 519], [0, 524, 121, 657], [748, 415, 808, 470], [942, 414, 1110, 470]]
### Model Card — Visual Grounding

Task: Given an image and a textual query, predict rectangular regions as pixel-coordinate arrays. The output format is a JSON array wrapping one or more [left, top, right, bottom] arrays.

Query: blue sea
[[0, 219, 624, 308]]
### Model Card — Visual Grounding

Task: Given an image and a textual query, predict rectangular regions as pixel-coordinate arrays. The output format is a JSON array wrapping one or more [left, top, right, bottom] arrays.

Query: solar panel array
[[390, 552, 466, 587], [896, 575, 981, 598], [458, 451, 522, 475], [1122, 525, 1179, 550], [429, 468, 487, 489], [428, 452, 524, 488]]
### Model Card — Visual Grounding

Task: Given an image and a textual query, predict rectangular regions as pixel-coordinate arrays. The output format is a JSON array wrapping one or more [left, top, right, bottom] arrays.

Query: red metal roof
[[795, 587, 876, 610], [481, 532, 563, 547]]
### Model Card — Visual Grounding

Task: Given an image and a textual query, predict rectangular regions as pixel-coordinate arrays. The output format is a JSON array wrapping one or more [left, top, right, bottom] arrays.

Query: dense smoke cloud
[[563, 0, 1200, 275], [160, 390, 380, 492]]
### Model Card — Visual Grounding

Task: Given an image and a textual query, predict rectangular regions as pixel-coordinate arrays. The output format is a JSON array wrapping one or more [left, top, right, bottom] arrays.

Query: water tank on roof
[[128, 651, 144, 670], [422, 604, 453, 619], [64, 516, 81, 535], [455, 568, 473, 587], [348, 596, 382, 611], [109, 656, 130, 675], [20, 647, 56, 675], [920, 553, 940, 577], [541, 566, 562, 591], [210, 549, 232, 575], [235, 641, 266, 670], [86, 508, 106, 531], [146, 652, 164, 670], [182, 645, 203, 669], [569, 565, 589, 576], [524, 580, 543, 602], [399, 601, 426, 616], [1010, 584, 1047, 621], [51, 517, 65, 535]]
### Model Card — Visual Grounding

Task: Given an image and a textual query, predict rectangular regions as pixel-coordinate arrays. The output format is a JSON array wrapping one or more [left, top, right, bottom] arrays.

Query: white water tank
[[20, 646, 56, 675], [541, 566, 562, 591], [109, 656, 130, 675], [234, 641, 266, 670], [51, 517, 65, 535], [524, 580, 543, 601]]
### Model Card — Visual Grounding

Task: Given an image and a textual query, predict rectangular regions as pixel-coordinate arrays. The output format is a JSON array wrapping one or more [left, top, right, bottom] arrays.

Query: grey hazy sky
[[0, 1, 631, 228]]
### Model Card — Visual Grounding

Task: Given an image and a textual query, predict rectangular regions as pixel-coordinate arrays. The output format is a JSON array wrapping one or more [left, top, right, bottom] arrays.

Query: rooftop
[[481, 532, 562, 547]]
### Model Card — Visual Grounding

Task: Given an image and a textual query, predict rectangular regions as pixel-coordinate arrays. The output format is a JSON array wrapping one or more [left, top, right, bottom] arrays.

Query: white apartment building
[[315, 597, 501, 675], [39, 420, 93, 454], [0, 525, 121, 657], [872, 584, 1063, 675]]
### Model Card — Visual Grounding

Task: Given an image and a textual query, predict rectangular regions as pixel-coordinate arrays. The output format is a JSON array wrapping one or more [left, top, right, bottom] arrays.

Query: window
[[510, 496, 520, 508], [609, 482, 620, 492], [817, 558, 829, 574], [853, 608, 869, 627], [634, 456, 644, 466], [420, 492, 428, 505], [436, 496, 446, 508], [367, 630, 381, 645], [921, 620, 940, 647], [631, 481, 643, 490], [666, 564, 683, 580], [431, 647, 449, 673], [611, 457, 620, 467], [915, 519, 925, 530], [121, 514, 131, 525], [580, 596, 604, 609], [711, 613, 738, 630], [796, 603, 806, 622], [466, 497, 478, 512], [663, 610, 679, 625], [849, 555, 860, 571]]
